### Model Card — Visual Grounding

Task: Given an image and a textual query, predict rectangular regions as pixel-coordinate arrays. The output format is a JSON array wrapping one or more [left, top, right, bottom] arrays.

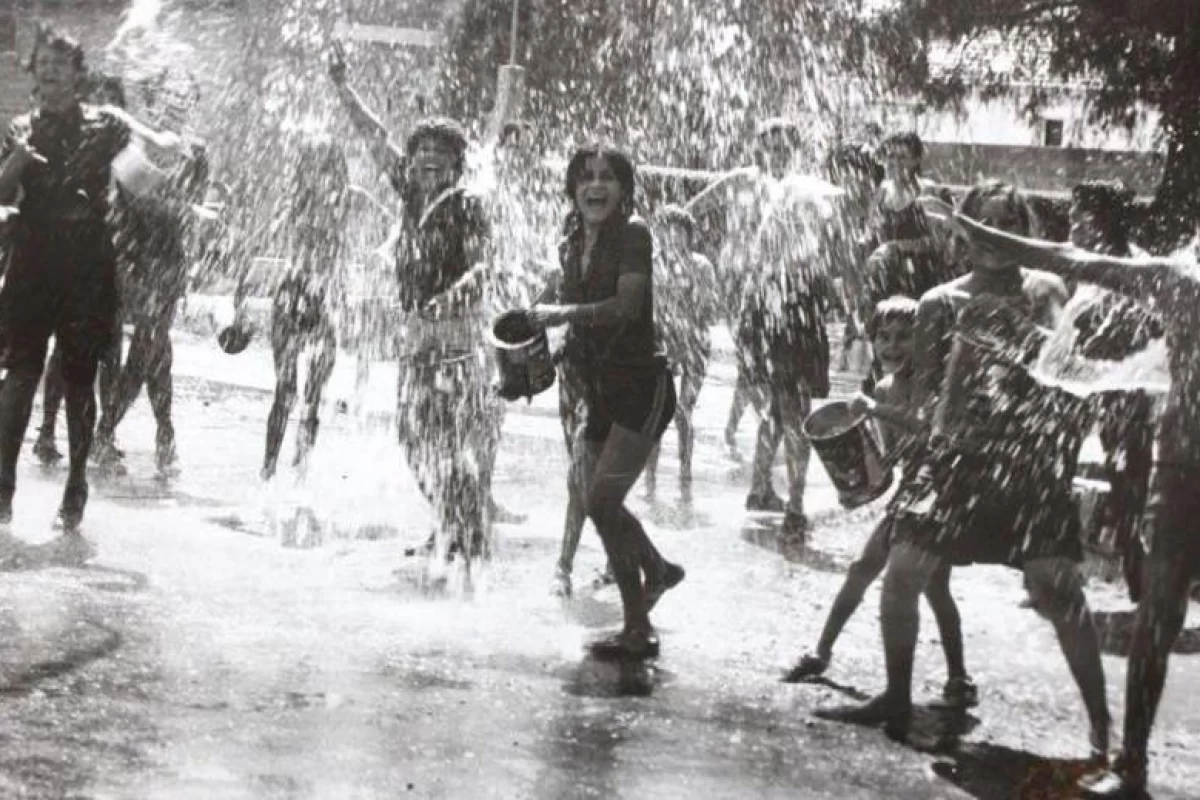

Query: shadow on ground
[[930, 741, 1163, 800], [741, 518, 844, 573], [560, 655, 669, 699]]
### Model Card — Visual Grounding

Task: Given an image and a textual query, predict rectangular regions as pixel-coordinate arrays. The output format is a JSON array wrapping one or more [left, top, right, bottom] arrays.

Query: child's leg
[[677, 357, 706, 489], [816, 517, 891, 657], [922, 564, 967, 682]]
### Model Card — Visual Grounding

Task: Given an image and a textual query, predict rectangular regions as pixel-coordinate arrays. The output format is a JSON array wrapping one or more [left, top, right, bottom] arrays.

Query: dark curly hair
[[563, 144, 637, 226], [1071, 179, 1134, 256], [26, 22, 85, 76], [405, 116, 469, 173], [957, 180, 1038, 238], [880, 131, 924, 161]]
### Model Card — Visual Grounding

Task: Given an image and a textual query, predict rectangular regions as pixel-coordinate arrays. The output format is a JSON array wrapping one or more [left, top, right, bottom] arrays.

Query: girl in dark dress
[[531, 146, 683, 659]]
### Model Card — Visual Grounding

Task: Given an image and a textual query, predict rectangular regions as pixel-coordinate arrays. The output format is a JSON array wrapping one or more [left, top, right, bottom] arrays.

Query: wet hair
[[657, 203, 696, 240], [563, 144, 637, 223], [880, 131, 924, 161], [866, 295, 918, 339], [755, 117, 801, 144], [499, 120, 535, 151], [87, 72, 126, 108], [405, 116, 469, 173], [1071, 179, 1134, 256], [826, 142, 884, 187], [957, 180, 1038, 238], [26, 23, 86, 75]]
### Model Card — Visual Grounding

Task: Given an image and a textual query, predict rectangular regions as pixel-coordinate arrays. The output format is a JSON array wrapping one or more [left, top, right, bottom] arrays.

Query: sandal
[[589, 628, 660, 661], [781, 652, 829, 683], [937, 676, 979, 709], [645, 562, 685, 611]]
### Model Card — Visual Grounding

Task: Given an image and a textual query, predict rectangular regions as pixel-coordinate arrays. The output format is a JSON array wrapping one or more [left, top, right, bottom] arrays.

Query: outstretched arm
[[106, 106, 189, 158], [328, 43, 405, 181], [920, 196, 1177, 302]]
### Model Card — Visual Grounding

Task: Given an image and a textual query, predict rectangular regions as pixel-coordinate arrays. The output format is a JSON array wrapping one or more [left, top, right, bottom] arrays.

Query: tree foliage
[[436, 0, 875, 169], [866, 0, 1200, 243], [437, 0, 657, 148]]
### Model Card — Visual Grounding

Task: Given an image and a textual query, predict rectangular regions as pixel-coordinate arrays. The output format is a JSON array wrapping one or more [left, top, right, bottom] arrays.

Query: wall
[[916, 88, 1161, 152], [926, 142, 1164, 198]]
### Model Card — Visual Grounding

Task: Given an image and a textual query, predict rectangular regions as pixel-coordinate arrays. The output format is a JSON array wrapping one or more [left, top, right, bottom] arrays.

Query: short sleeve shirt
[[560, 217, 660, 372], [393, 185, 490, 312], [3, 104, 131, 227]]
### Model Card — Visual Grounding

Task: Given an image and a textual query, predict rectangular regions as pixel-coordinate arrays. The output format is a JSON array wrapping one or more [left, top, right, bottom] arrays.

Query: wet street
[[1, 328, 1197, 799]]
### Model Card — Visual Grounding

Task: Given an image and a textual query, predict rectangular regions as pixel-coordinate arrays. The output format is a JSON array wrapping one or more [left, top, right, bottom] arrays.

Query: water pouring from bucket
[[803, 401, 893, 509], [489, 310, 555, 402]]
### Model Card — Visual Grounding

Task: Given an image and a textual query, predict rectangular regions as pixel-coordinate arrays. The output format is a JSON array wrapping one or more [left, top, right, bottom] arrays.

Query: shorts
[[1142, 464, 1200, 576], [272, 278, 331, 344], [582, 364, 677, 443], [890, 447, 1083, 568], [1, 223, 118, 385], [737, 300, 829, 399]]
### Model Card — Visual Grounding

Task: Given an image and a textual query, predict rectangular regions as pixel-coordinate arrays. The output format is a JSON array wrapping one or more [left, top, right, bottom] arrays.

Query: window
[[1043, 118, 1064, 147]]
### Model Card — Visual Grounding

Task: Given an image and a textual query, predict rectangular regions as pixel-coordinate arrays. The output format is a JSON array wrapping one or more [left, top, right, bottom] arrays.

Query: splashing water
[[1031, 286, 1170, 397], [109, 0, 164, 53]]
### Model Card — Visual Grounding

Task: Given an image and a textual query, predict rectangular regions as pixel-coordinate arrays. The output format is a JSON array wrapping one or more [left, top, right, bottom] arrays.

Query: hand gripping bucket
[[488, 310, 555, 400], [802, 401, 893, 509]]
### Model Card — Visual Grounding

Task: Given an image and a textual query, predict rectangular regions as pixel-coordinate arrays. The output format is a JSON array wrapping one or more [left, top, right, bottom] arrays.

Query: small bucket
[[112, 141, 170, 198], [488, 310, 555, 399], [802, 401, 893, 509]]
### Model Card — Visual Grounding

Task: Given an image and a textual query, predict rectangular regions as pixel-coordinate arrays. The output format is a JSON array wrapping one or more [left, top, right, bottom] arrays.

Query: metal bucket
[[802, 401, 893, 509], [112, 141, 170, 198], [488, 310, 555, 399]]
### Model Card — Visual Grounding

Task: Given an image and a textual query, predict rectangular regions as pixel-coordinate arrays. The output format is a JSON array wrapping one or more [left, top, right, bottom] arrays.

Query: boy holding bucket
[[784, 296, 978, 710]]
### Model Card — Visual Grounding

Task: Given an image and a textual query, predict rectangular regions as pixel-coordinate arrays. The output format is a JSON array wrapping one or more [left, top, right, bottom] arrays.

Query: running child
[[644, 204, 719, 503]]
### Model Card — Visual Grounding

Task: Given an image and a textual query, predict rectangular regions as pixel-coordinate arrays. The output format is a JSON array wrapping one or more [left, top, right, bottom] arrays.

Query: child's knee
[[1023, 558, 1086, 621], [882, 544, 941, 598]]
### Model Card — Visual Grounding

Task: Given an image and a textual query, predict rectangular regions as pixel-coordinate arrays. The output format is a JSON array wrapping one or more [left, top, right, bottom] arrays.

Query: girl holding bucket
[[530, 145, 684, 660]]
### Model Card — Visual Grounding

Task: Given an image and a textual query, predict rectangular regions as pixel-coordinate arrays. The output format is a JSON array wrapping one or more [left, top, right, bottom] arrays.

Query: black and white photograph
[[0, 0, 1198, 797]]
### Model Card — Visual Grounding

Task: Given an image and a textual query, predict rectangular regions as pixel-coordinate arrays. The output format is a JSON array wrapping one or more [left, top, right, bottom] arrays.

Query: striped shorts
[[583, 364, 677, 443]]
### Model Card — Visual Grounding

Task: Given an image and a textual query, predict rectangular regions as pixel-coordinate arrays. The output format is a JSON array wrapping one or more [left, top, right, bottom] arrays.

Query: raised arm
[[920, 196, 1177, 302], [328, 44, 405, 182], [104, 105, 189, 160]]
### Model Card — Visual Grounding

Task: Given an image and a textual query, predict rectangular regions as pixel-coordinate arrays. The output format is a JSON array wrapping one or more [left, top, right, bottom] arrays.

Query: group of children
[[2, 21, 1195, 796], [768, 172, 1190, 798]]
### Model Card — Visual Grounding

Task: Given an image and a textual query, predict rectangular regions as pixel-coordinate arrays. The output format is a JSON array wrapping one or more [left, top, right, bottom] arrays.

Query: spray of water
[[1032, 286, 1171, 397]]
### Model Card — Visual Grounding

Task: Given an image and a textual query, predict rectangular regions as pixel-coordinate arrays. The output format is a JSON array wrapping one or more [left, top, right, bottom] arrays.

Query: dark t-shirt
[[2, 104, 130, 229], [391, 181, 489, 313], [560, 217, 662, 372]]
